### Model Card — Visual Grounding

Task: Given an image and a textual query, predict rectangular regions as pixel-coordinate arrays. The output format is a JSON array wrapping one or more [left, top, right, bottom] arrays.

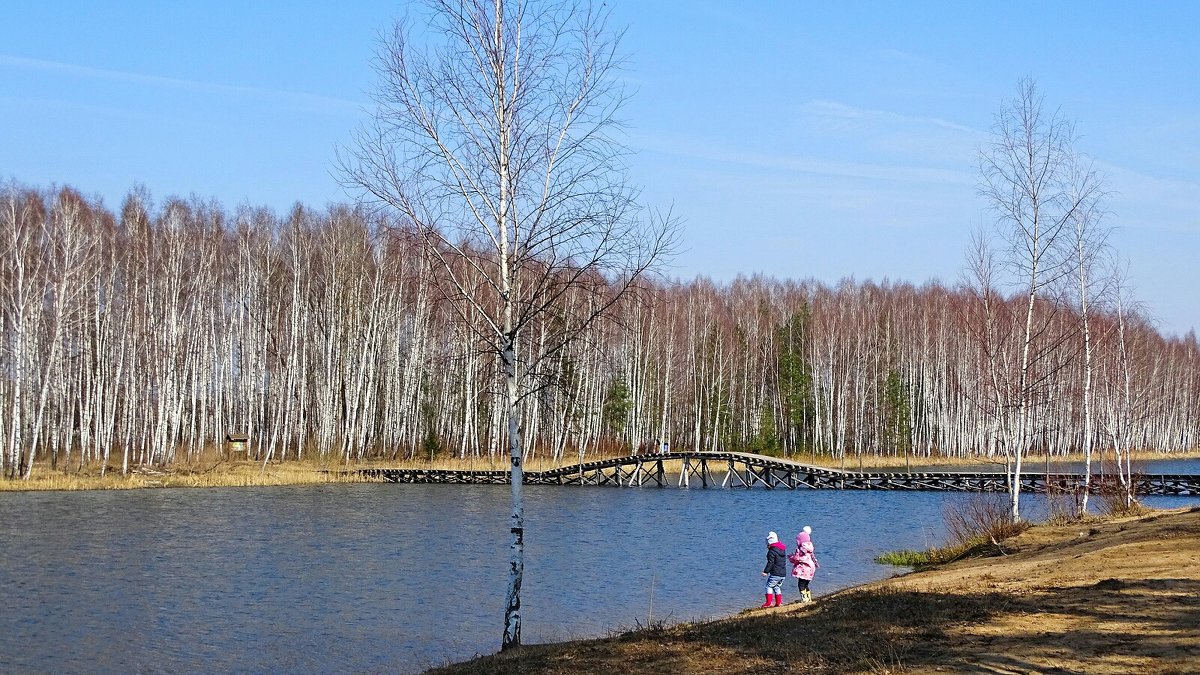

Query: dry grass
[[392, 447, 1199, 473], [3, 446, 1196, 492], [0, 459, 365, 491], [427, 584, 992, 675], [799, 451, 1008, 471], [0, 449, 591, 491], [431, 506, 1200, 674], [807, 447, 1200, 472], [374, 455, 581, 472], [875, 494, 1031, 568], [942, 492, 1031, 546]]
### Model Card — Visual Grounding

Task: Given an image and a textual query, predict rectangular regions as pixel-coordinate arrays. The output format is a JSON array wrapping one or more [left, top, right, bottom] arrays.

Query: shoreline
[[430, 506, 1200, 674], [3, 448, 1199, 492]]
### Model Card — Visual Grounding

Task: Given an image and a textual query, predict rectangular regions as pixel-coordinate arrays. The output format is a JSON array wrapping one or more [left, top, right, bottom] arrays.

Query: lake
[[2, 459, 1198, 673]]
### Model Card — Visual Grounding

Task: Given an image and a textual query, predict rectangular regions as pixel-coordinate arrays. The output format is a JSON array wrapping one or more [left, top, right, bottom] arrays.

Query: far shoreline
[[3, 448, 1199, 492]]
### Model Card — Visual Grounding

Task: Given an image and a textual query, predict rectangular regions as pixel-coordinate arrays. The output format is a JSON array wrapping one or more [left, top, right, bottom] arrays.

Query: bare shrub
[[1088, 456, 1152, 517], [1092, 475, 1150, 517], [943, 493, 1030, 548], [1043, 487, 1085, 525]]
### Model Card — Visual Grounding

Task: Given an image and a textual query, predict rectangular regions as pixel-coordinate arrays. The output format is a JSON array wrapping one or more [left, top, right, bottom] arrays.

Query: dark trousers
[[797, 578, 810, 593]]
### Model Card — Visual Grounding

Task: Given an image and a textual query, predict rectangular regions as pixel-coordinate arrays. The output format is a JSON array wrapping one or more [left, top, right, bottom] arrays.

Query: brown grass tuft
[[942, 492, 1030, 547]]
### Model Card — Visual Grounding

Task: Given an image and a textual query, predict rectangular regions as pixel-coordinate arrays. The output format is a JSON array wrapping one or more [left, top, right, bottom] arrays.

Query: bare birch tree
[[1066, 163, 1111, 515], [1101, 256, 1147, 509], [341, 0, 676, 650], [977, 78, 1103, 521], [22, 189, 98, 478], [0, 185, 45, 478]]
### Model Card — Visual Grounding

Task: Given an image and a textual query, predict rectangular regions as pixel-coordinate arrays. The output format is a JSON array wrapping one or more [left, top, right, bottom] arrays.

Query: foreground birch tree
[[977, 78, 1103, 521], [342, 0, 676, 650]]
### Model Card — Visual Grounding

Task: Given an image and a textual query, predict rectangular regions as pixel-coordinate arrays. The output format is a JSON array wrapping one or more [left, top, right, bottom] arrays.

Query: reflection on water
[[2, 458, 1197, 673]]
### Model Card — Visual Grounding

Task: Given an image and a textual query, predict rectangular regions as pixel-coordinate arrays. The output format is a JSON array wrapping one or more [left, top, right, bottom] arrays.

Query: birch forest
[[2, 181, 1197, 480]]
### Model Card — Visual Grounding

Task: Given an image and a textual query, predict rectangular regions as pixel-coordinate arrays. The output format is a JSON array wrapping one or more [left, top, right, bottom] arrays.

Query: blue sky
[[2, 1, 1197, 335]]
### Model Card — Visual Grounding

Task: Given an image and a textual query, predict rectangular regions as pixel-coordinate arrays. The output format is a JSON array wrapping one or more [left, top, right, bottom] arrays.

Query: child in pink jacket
[[788, 525, 819, 603]]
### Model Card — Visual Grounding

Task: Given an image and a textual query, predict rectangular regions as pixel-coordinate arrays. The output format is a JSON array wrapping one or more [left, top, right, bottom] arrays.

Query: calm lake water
[[2, 459, 1198, 673]]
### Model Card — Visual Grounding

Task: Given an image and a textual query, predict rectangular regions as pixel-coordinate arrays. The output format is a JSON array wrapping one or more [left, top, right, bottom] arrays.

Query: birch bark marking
[[491, 1, 526, 647]]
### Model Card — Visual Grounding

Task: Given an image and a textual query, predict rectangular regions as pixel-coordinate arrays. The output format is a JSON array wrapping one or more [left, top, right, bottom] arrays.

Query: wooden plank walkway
[[355, 451, 1200, 496]]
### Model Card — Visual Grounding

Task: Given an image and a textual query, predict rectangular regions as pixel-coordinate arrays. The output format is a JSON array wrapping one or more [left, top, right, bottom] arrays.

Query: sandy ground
[[884, 507, 1200, 673], [432, 506, 1200, 674]]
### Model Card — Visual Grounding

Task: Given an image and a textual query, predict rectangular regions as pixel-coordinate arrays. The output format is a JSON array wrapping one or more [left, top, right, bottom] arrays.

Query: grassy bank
[[0, 459, 368, 491], [430, 506, 1200, 674]]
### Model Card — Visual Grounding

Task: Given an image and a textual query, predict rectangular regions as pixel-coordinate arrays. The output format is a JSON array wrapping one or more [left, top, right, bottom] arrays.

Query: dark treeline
[[2, 183, 1197, 478]]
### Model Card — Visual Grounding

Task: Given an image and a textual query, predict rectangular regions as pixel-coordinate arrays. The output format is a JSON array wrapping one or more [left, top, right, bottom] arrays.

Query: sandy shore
[[432, 506, 1200, 674]]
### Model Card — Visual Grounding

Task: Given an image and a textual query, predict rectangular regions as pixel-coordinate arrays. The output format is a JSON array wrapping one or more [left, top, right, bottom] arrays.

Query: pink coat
[[788, 532, 818, 580]]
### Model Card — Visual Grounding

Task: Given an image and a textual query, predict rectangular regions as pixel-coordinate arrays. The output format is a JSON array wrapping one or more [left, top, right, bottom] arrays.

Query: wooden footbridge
[[356, 451, 1200, 496]]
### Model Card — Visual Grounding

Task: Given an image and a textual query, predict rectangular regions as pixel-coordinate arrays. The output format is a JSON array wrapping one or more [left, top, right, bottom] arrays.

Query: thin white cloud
[[1099, 161, 1200, 234], [0, 94, 156, 121], [633, 131, 975, 186], [800, 99, 980, 135], [877, 48, 922, 63], [0, 53, 362, 113]]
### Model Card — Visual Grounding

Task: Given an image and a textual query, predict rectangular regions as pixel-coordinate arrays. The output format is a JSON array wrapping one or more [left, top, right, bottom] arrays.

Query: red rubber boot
[[760, 594, 773, 608], [774, 594, 783, 607]]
